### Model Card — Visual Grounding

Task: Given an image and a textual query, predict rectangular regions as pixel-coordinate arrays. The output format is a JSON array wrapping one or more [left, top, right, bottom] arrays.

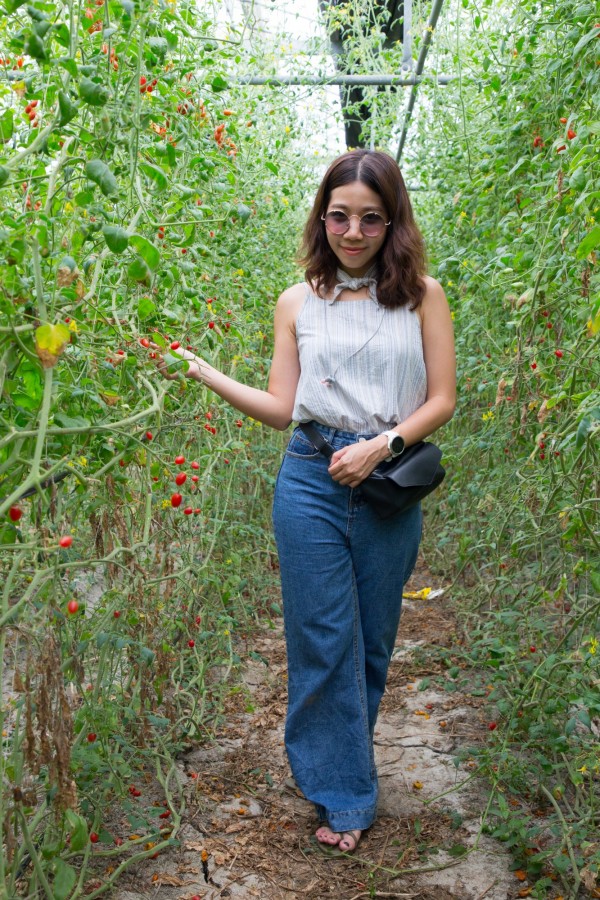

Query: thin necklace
[[321, 278, 385, 387]]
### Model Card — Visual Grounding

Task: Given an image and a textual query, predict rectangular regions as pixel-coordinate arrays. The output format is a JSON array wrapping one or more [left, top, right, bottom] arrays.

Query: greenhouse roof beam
[[396, 0, 447, 161], [236, 74, 455, 86]]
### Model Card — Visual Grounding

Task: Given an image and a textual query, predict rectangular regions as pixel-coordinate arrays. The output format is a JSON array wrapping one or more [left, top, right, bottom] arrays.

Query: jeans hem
[[327, 807, 377, 832]]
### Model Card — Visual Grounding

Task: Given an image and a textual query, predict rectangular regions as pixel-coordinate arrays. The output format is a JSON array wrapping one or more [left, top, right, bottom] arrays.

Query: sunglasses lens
[[361, 213, 385, 236], [324, 212, 349, 234]]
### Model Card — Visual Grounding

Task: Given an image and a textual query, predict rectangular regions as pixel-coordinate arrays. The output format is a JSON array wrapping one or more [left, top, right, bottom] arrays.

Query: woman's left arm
[[389, 275, 456, 446], [329, 277, 456, 486]]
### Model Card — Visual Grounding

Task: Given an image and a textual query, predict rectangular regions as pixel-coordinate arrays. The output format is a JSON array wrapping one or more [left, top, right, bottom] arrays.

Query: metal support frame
[[396, 0, 447, 161], [235, 74, 455, 86], [235, 0, 450, 160]]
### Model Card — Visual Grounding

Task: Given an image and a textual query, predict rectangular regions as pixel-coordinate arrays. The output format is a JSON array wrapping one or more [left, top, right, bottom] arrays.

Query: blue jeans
[[272, 422, 422, 832]]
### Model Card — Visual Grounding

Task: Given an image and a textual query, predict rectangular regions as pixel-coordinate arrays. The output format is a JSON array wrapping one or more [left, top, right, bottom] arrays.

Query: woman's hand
[[152, 343, 204, 382], [328, 436, 388, 488]]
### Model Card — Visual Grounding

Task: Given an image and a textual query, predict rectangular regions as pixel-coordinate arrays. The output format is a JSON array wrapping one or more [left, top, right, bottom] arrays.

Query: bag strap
[[298, 422, 335, 461]]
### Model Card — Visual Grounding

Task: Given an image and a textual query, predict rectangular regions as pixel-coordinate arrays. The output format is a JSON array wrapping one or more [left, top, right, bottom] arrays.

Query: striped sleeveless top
[[292, 283, 427, 433]]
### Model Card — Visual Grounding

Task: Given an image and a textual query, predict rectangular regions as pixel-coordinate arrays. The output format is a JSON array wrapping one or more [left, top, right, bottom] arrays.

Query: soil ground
[[101, 555, 545, 900]]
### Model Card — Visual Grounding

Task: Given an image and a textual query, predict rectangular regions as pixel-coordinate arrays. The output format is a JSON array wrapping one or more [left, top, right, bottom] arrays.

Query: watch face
[[390, 435, 404, 454]]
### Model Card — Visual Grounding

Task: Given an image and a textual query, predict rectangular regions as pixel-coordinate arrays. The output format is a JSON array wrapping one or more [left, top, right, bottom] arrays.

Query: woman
[[157, 149, 456, 853]]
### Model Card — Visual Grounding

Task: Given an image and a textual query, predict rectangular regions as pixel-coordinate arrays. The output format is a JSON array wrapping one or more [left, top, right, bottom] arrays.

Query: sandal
[[338, 829, 362, 853], [311, 826, 363, 856]]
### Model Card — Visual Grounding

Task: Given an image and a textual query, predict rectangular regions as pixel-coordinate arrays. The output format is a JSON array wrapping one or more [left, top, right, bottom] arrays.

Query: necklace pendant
[[321, 376, 335, 386]]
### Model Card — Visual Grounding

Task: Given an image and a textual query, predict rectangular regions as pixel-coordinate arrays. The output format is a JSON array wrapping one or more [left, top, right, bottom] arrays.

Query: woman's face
[[324, 180, 389, 277]]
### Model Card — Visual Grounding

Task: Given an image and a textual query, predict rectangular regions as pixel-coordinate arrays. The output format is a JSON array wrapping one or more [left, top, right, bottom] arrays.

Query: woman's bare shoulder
[[278, 281, 307, 303], [274, 282, 307, 333], [421, 275, 447, 301]]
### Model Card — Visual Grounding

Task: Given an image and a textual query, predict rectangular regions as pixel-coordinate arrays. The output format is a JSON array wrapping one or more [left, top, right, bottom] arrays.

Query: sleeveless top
[[291, 282, 428, 433]]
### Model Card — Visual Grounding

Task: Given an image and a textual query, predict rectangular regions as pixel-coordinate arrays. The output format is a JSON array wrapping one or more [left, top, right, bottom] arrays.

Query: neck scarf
[[328, 264, 379, 305]]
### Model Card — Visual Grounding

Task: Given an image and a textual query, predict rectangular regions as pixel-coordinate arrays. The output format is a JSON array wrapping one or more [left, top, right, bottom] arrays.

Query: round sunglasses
[[321, 210, 390, 238]]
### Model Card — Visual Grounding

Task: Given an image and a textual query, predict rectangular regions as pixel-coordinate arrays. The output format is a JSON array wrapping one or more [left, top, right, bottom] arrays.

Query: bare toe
[[315, 825, 341, 845]]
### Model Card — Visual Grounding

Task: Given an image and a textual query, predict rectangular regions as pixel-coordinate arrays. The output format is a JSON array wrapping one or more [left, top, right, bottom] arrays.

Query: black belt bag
[[299, 422, 446, 520]]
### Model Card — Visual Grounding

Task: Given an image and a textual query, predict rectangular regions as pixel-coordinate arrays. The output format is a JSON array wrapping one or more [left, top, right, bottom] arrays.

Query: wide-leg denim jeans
[[272, 422, 422, 833]]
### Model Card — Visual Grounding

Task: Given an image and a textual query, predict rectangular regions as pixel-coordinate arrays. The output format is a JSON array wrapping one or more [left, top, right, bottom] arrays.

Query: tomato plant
[[0, 0, 304, 892]]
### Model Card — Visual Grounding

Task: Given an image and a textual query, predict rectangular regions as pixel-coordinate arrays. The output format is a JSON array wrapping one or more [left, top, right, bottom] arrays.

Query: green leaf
[[0, 166, 9, 188], [0, 109, 14, 144], [148, 36, 168, 59], [129, 235, 160, 271], [24, 32, 47, 60], [52, 860, 77, 900], [576, 225, 600, 259], [565, 716, 577, 735], [58, 57, 78, 78], [53, 22, 70, 49], [211, 74, 229, 91], [65, 810, 88, 852], [0, 524, 18, 545], [74, 191, 94, 207], [139, 646, 155, 664], [236, 203, 252, 223], [85, 159, 118, 197], [58, 90, 78, 126], [138, 295, 157, 319], [54, 413, 91, 429], [576, 709, 591, 729], [33, 19, 51, 38], [79, 78, 109, 107], [139, 162, 168, 190], [265, 161, 279, 175], [573, 26, 600, 57], [127, 257, 151, 283], [102, 225, 129, 253]]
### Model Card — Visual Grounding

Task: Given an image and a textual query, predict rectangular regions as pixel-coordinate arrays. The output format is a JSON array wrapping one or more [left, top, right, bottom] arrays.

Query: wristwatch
[[382, 429, 405, 460]]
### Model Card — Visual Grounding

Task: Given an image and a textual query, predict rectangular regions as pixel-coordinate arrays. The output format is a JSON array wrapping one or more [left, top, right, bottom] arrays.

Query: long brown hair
[[298, 150, 427, 309]]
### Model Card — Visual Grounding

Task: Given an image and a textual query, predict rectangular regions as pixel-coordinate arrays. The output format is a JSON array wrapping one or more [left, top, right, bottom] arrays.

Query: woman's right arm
[[157, 283, 304, 431]]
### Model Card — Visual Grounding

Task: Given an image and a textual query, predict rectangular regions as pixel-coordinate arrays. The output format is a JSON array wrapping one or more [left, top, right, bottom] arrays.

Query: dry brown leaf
[[581, 865, 599, 891], [176, 865, 200, 875], [234, 834, 250, 846], [150, 873, 195, 887]]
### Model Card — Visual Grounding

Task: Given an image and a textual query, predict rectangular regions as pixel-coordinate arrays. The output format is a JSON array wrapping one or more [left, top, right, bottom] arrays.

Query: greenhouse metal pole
[[396, 0, 447, 162], [235, 74, 456, 86]]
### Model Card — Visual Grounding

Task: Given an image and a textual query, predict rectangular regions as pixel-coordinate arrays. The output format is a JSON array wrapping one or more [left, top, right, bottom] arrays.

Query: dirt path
[[111, 560, 521, 900]]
